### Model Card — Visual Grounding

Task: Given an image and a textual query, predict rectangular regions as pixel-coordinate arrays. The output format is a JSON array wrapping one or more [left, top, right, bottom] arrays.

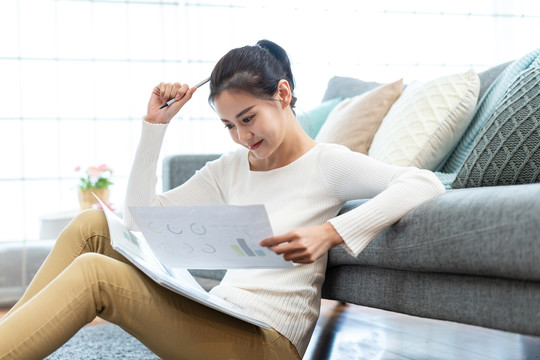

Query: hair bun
[[256, 39, 294, 91], [256, 40, 289, 67]]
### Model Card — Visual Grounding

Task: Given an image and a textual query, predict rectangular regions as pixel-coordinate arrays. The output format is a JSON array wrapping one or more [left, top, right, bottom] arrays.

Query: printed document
[[128, 204, 292, 269], [96, 197, 293, 329]]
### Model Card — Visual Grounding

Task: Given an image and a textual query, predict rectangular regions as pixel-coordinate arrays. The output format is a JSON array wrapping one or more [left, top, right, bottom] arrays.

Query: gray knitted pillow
[[452, 66, 540, 188]]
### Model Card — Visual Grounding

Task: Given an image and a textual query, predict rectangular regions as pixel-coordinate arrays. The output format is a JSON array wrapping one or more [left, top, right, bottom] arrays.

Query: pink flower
[[76, 164, 113, 190], [87, 166, 102, 178]]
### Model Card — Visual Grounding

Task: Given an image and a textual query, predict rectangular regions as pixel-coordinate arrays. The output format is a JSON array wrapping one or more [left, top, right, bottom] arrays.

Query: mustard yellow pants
[[0, 210, 300, 360]]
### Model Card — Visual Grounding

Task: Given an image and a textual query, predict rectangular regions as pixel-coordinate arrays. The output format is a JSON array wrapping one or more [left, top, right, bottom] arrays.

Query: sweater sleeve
[[123, 120, 225, 230], [319, 145, 446, 257]]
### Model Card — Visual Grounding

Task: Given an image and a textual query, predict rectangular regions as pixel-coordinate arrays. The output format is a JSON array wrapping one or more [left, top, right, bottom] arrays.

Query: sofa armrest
[[162, 154, 221, 192]]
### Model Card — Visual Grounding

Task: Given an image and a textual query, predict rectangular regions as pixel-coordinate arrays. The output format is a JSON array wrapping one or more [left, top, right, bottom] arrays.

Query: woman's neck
[[249, 116, 316, 171]]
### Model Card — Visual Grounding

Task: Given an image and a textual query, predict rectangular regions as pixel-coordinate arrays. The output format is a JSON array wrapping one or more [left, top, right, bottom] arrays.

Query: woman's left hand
[[259, 223, 344, 264]]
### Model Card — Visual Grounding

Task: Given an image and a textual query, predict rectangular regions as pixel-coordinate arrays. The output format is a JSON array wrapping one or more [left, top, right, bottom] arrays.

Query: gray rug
[[46, 323, 161, 359]]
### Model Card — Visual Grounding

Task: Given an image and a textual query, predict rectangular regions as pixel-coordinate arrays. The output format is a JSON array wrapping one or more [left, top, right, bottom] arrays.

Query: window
[[1, 0, 539, 244]]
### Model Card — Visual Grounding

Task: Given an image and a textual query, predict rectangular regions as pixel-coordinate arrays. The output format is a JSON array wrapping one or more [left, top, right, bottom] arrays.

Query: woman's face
[[214, 90, 288, 162]]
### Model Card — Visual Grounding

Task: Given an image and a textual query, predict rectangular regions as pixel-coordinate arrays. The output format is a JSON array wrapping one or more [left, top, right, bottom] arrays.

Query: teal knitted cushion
[[438, 48, 540, 183], [298, 97, 343, 138], [452, 66, 540, 188]]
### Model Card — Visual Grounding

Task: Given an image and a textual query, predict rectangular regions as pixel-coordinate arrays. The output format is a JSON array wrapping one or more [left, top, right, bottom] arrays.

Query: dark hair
[[208, 39, 297, 112]]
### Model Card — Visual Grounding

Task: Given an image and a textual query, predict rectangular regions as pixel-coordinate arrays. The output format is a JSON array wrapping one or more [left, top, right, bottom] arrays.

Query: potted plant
[[75, 164, 114, 210]]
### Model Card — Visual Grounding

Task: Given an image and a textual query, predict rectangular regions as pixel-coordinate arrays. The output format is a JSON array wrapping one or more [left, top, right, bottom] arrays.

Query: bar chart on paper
[[128, 204, 293, 269], [231, 238, 267, 257]]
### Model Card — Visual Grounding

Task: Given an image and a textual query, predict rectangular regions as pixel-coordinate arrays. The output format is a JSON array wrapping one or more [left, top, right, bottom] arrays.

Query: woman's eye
[[242, 116, 253, 123], [224, 124, 234, 130]]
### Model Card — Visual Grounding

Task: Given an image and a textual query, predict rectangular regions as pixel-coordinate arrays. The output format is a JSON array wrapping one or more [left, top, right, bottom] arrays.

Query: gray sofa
[[162, 57, 540, 338]]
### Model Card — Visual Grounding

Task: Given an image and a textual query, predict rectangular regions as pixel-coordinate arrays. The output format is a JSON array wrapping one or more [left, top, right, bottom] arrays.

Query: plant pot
[[78, 188, 110, 211]]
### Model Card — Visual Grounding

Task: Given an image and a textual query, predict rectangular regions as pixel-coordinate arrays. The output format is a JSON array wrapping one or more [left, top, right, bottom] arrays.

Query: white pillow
[[368, 69, 480, 170], [315, 79, 403, 154]]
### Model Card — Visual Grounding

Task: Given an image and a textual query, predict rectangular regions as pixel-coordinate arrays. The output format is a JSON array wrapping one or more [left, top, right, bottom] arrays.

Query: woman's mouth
[[248, 140, 263, 150]]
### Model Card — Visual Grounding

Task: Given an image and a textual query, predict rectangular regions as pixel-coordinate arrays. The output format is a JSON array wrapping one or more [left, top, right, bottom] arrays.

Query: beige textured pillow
[[368, 69, 480, 170], [315, 79, 403, 154]]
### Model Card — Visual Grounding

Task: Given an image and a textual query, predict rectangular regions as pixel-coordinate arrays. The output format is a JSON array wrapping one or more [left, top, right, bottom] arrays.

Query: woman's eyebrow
[[236, 105, 256, 119], [221, 105, 256, 122]]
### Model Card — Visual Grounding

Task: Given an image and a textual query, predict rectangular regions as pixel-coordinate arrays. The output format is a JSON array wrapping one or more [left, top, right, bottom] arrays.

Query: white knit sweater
[[124, 120, 446, 355]]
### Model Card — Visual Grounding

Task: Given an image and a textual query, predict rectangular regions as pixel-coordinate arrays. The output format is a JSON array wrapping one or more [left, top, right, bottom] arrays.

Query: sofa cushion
[[329, 183, 540, 282], [476, 61, 512, 103], [452, 66, 540, 188], [315, 79, 403, 154], [440, 48, 540, 175], [432, 63, 510, 185], [368, 70, 480, 170], [321, 76, 383, 102], [297, 97, 343, 138]]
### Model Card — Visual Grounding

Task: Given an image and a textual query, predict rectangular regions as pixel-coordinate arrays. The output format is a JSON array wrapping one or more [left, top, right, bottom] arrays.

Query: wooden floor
[[304, 300, 540, 360], [3, 300, 540, 359]]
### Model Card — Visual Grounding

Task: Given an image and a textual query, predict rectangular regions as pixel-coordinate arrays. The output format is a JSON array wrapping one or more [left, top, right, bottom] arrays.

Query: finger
[[170, 82, 181, 98], [281, 248, 305, 261], [265, 239, 320, 263], [158, 82, 167, 99], [162, 83, 174, 102], [173, 84, 189, 100], [187, 86, 198, 96], [152, 84, 161, 97], [268, 238, 309, 256], [285, 250, 320, 264], [268, 242, 294, 255], [170, 85, 195, 109], [260, 233, 292, 247], [278, 246, 314, 263]]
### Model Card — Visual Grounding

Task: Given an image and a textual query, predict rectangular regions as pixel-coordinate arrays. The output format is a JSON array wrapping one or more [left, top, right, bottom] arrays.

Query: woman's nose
[[237, 127, 253, 142]]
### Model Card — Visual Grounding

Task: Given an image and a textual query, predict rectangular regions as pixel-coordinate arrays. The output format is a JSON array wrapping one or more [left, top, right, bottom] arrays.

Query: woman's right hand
[[144, 82, 197, 124]]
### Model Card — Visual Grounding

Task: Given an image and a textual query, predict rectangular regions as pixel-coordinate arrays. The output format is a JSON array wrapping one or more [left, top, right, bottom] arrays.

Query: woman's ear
[[276, 79, 292, 109]]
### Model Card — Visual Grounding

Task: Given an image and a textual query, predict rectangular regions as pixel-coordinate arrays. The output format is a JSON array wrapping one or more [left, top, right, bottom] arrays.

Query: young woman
[[0, 40, 445, 359]]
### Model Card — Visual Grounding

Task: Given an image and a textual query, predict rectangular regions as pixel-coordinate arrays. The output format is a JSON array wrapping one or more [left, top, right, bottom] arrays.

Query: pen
[[159, 77, 211, 109]]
